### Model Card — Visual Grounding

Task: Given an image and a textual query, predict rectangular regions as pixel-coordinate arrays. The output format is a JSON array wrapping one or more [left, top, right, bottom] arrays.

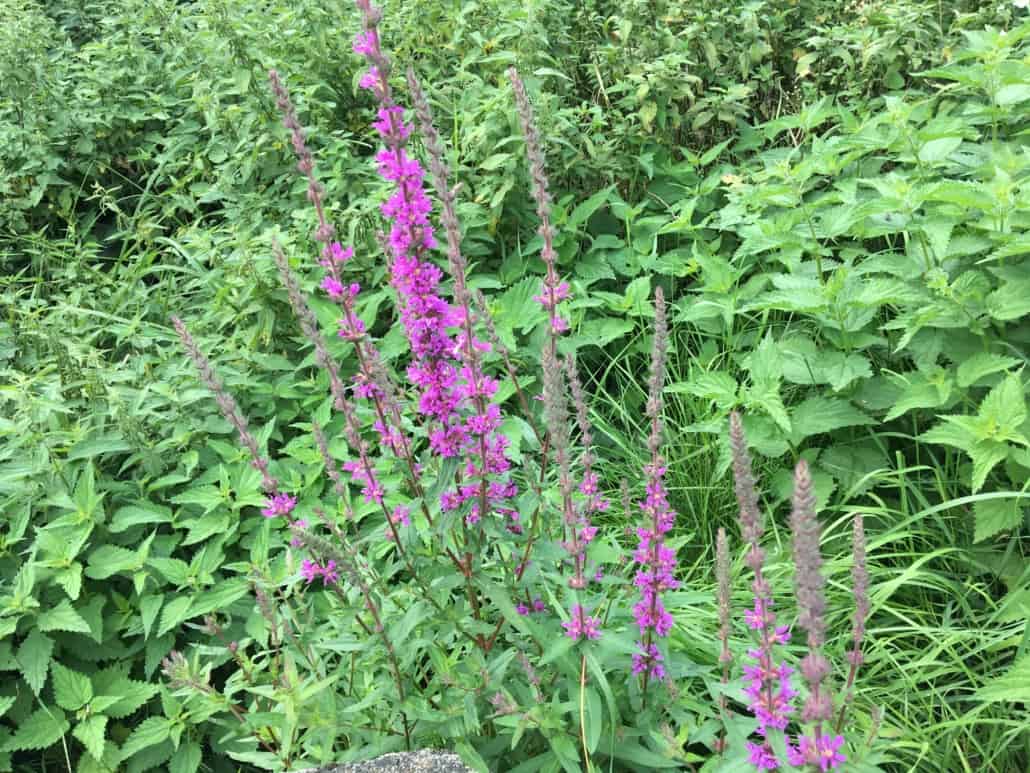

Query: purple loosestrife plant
[[165, 2, 882, 768]]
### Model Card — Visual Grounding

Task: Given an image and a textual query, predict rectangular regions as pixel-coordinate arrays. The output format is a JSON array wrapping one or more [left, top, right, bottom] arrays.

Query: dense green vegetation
[[2, 1, 1029, 771]]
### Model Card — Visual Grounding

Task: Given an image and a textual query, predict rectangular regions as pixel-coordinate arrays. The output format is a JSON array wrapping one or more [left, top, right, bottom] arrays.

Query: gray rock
[[293, 750, 474, 773]]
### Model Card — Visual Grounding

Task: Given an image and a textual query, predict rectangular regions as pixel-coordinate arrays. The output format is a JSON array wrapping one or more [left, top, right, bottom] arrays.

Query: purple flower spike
[[630, 288, 678, 687]]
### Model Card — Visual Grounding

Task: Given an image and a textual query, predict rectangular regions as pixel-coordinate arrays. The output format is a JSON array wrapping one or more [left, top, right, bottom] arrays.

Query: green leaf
[[672, 372, 738, 409], [38, 599, 91, 634], [55, 564, 83, 600], [975, 656, 1030, 702], [779, 337, 872, 392], [583, 685, 602, 754], [987, 279, 1030, 321], [119, 716, 170, 761], [67, 436, 131, 461], [147, 558, 190, 586], [73, 715, 108, 761], [969, 440, 1011, 492], [957, 353, 1021, 388], [611, 741, 681, 768], [109, 505, 172, 533], [158, 596, 193, 637], [746, 383, 791, 434], [52, 663, 93, 710], [94, 675, 159, 719], [884, 380, 949, 422], [995, 84, 1030, 106], [3, 708, 68, 752], [567, 186, 613, 229], [0, 696, 15, 720], [169, 486, 225, 514], [169, 742, 201, 773], [918, 136, 962, 164], [85, 545, 139, 579], [190, 580, 248, 619], [974, 499, 1024, 543], [746, 334, 783, 386], [139, 595, 163, 640], [977, 374, 1027, 442], [789, 397, 874, 443], [16, 629, 54, 695], [573, 318, 633, 349]]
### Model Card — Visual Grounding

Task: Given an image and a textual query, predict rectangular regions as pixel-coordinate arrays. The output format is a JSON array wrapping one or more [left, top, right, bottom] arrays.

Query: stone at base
[[293, 750, 473, 773]]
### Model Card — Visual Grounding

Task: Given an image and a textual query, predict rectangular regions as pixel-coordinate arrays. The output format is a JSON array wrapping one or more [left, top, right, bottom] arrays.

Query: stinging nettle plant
[[163, 2, 877, 771]]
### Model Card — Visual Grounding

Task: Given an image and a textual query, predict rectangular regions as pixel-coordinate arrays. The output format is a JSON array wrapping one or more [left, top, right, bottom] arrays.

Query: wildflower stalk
[[631, 287, 678, 695], [728, 412, 795, 769], [715, 526, 732, 755], [788, 460, 845, 769], [508, 67, 569, 350], [836, 513, 868, 733], [171, 316, 278, 493]]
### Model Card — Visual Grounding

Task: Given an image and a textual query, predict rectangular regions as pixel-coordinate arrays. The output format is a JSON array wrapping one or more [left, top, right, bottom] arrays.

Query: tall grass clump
[[163, 2, 881, 770]]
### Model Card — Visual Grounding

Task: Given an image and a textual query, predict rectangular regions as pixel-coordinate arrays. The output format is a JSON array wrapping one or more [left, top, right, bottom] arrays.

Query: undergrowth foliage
[[164, 3, 876, 771]]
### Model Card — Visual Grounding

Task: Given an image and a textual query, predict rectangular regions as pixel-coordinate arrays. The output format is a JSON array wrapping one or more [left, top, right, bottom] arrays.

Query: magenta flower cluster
[[350, 0, 517, 530], [630, 288, 676, 682], [631, 461, 678, 680]]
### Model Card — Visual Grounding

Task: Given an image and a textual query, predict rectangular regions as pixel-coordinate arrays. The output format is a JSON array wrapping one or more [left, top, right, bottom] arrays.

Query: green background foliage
[[2, 0, 1029, 771]]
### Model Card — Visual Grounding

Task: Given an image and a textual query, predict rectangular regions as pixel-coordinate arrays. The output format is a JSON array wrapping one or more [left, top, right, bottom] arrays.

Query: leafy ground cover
[[2, 1, 1029, 772]]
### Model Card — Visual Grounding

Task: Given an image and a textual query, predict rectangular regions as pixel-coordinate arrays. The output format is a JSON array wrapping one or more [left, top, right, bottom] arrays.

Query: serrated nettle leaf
[[16, 629, 53, 695], [54, 564, 84, 600], [672, 371, 739, 409], [884, 372, 953, 422], [169, 741, 202, 773], [52, 662, 93, 710], [957, 353, 1021, 388], [139, 595, 163, 640], [973, 498, 1025, 543], [85, 545, 140, 580], [147, 557, 191, 586], [745, 383, 791, 434], [119, 716, 171, 761], [158, 596, 194, 637], [109, 505, 172, 533], [189, 579, 248, 618], [38, 598, 91, 634], [975, 656, 1030, 703], [976, 374, 1028, 443], [73, 714, 108, 761], [745, 334, 783, 385], [3, 708, 68, 752]]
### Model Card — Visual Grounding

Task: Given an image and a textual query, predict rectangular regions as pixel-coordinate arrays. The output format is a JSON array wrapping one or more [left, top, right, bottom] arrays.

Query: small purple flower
[[746, 742, 780, 771], [262, 493, 297, 518], [516, 603, 530, 616], [787, 734, 846, 771], [300, 558, 339, 586], [562, 604, 601, 641], [319, 242, 354, 266]]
